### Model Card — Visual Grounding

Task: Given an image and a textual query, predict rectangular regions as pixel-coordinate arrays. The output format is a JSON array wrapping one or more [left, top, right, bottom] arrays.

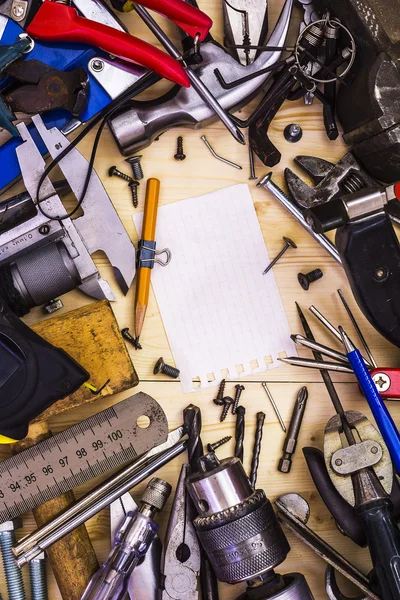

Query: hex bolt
[[125, 155, 144, 180], [232, 384, 245, 414], [174, 136, 186, 161], [29, 553, 48, 600], [220, 397, 234, 422], [213, 379, 226, 406], [263, 236, 297, 275], [298, 268, 324, 291], [153, 357, 180, 379], [108, 165, 133, 183], [207, 435, 232, 452], [0, 520, 26, 600], [284, 123, 303, 143], [129, 180, 140, 208]]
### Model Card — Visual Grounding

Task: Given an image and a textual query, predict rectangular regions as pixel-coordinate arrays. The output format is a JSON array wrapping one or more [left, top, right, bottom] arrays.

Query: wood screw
[[220, 397, 234, 421], [232, 384, 245, 414], [108, 165, 133, 183]]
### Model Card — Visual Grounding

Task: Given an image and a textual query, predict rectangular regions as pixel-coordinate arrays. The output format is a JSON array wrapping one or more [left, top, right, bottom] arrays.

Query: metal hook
[[154, 247, 172, 267]]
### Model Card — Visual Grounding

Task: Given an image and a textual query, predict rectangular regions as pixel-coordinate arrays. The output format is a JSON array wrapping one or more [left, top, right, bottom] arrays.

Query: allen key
[[261, 383, 286, 432]]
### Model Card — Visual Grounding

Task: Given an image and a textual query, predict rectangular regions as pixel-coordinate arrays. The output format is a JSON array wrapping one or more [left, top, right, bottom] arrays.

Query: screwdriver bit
[[278, 386, 308, 473]]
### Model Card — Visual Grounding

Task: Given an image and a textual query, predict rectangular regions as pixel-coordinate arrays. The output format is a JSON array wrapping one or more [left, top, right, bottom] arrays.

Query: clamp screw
[[174, 136, 186, 161], [263, 236, 297, 275], [298, 268, 323, 290], [153, 357, 180, 379], [108, 166, 133, 183], [129, 180, 140, 208], [213, 379, 226, 406], [232, 384, 245, 414], [29, 553, 47, 600], [125, 156, 143, 180], [220, 397, 234, 422], [207, 436, 232, 452], [335, 458, 342, 466]]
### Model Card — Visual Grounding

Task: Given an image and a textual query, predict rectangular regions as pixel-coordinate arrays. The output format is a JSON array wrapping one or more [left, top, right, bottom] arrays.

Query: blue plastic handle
[[0, 18, 112, 192], [347, 347, 400, 474]]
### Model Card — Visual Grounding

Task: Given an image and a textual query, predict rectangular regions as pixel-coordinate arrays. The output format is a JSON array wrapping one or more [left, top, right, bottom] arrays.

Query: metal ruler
[[0, 392, 168, 523]]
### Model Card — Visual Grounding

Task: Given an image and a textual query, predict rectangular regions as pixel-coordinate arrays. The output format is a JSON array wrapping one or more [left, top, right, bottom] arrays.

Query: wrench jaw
[[285, 153, 378, 209]]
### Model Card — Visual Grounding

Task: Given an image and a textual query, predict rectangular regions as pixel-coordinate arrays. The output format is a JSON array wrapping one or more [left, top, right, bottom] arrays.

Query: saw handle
[[26, 2, 190, 87], [358, 499, 400, 600]]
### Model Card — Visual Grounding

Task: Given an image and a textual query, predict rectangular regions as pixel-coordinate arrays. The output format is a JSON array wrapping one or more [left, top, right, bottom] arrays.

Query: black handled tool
[[0, 299, 88, 441]]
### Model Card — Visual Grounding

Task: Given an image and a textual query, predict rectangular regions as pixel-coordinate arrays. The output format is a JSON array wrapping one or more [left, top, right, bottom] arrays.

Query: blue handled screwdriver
[[339, 326, 400, 474]]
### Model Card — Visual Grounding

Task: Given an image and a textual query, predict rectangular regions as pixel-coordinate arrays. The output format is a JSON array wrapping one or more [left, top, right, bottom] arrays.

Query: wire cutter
[[0, 0, 212, 86], [110, 491, 163, 600], [160, 463, 201, 599]]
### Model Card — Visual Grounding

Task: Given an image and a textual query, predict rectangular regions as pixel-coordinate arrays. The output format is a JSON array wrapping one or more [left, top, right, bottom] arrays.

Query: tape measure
[[0, 392, 168, 524]]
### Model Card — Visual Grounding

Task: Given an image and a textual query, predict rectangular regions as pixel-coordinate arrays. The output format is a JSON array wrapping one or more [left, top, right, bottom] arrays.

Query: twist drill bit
[[183, 405, 219, 600], [234, 405, 246, 463], [278, 387, 308, 473], [249, 412, 266, 488]]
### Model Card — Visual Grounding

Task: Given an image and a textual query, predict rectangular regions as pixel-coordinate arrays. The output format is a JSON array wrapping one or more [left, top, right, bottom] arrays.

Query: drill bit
[[249, 412, 266, 488], [183, 405, 220, 600], [296, 303, 356, 446], [184, 404, 203, 466], [261, 383, 286, 432], [278, 386, 308, 473], [234, 405, 246, 463]]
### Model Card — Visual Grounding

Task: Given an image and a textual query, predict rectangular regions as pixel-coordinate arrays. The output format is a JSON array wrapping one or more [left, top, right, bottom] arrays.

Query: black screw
[[298, 268, 323, 290], [125, 156, 143, 180], [129, 180, 140, 208], [207, 436, 232, 452], [213, 379, 226, 406], [109, 165, 133, 183], [174, 136, 186, 161], [121, 327, 142, 349], [284, 123, 303, 143], [153, 357, 180, 379], [220, 397, 234, 421], [39, 224, 50, 235], [263, 237, 297, 275], [232, 384, 245, 414]]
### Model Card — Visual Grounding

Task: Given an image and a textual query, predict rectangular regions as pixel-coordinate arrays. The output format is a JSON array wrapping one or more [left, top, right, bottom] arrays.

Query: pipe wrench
[[0, 114, 135, 314], [110, 492, 162, 600]]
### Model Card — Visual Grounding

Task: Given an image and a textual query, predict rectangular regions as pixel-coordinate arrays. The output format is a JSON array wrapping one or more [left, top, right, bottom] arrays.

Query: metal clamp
[[137, 239, 171, 268]]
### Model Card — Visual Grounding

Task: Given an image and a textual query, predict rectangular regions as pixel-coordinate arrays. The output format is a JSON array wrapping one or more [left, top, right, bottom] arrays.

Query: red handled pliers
[[24, 0, 212, 86]]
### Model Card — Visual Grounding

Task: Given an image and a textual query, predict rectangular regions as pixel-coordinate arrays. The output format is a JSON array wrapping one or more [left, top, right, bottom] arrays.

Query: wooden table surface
[[2, 1, 400, 598]]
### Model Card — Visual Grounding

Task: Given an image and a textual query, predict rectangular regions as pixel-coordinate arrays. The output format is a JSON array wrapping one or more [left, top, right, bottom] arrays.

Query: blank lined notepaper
[[133, 184, 296, 393]]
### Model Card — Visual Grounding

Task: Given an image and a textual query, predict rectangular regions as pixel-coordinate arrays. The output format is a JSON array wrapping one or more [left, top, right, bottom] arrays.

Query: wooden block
[[31, 300, 138, 422]]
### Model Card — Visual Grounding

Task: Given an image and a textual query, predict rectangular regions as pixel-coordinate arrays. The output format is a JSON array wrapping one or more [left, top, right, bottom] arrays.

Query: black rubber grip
[[359, 498, 400, 600]]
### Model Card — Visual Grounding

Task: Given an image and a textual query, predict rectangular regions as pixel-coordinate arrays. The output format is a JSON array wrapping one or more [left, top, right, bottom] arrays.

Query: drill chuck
[[186, 454, 290, 584]]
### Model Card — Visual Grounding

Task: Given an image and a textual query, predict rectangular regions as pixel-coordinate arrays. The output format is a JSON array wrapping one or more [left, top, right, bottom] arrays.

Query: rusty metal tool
[[4, 59, 88, 116]]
